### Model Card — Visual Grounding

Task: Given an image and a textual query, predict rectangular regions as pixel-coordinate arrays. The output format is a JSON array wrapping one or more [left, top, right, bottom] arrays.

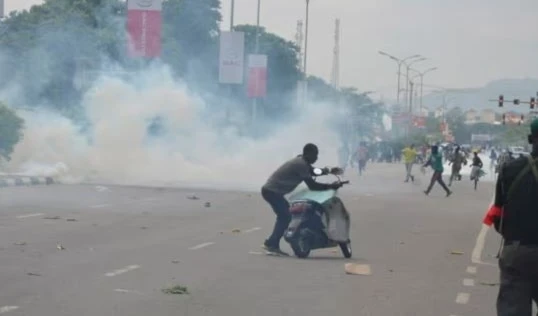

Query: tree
[[0, 103, 24, 160]]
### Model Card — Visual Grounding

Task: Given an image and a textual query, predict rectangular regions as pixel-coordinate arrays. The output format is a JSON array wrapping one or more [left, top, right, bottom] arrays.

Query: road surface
[[0, 163, 503, 316]]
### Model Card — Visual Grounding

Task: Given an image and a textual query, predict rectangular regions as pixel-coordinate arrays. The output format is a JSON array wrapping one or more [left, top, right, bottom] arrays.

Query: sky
[[7, 0, 538, 101]]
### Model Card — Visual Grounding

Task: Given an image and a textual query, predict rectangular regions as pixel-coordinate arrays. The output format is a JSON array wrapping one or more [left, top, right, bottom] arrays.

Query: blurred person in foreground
[[402, 144, 418, 183], [448, 146, 467, 186], [261, 143, 343, 256], [483, 119, 538, 316], [423, 145, 452, 197]]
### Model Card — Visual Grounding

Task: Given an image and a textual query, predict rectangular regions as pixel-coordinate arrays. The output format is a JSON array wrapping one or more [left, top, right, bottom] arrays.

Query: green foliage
[[0, 103, 24, 160]]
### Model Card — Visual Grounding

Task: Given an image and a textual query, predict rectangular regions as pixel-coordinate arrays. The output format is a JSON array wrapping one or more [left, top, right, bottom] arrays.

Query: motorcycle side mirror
[[312, 168, 324, 176]]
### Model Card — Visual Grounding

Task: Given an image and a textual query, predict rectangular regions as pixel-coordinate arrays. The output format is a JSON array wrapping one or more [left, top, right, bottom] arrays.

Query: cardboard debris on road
[[56, 243, 66, 250], [14, 242, 27, 246], [450, 250, 465, 255], [66, 219, 77, 222], [44, 216, 61, 220], [187, 194, 200, 200], [232, 229, 241, 233], [344, 263, 372, 276], [204, 202, 211, 207], [27, 272, 41, 277]]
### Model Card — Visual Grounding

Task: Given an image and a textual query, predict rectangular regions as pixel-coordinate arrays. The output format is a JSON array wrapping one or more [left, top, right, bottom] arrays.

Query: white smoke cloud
[[5, 64, 342, 191]]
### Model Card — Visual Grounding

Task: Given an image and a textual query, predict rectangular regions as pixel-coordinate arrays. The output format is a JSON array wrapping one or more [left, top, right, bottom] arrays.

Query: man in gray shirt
[[261, 143, 342, 256]]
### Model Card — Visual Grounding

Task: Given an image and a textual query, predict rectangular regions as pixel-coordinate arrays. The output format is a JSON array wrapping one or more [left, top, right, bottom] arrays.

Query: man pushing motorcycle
[[261, 143, 343, 256]]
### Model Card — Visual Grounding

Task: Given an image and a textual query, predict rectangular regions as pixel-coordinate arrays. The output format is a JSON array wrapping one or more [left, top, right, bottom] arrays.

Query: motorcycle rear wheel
[[291, 231, 311, 259]]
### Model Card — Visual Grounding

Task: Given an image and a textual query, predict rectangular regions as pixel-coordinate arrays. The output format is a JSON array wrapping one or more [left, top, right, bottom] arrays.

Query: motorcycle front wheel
[[339, 240, 352, 258]]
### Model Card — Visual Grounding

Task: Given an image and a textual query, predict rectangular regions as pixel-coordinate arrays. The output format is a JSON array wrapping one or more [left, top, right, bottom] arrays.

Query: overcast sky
[[8, 0, 538, 100]]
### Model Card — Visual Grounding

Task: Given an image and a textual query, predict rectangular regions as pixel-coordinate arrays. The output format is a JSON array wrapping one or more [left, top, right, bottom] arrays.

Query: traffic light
[[531, 97, 536, 109], [514, 99, 520, 105], [499, 95, 504, 107]]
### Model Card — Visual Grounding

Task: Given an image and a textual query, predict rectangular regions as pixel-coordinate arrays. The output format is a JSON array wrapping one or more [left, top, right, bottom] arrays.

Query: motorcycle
[[284, 168, 352, 259]]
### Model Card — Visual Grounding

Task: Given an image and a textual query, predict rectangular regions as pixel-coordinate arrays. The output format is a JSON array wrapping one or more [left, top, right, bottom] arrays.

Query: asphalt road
[[0, 163, 503, 316]]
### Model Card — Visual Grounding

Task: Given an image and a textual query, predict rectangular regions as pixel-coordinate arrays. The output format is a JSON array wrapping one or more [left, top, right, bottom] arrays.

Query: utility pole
[[252, 0, 261, 124], [330, 18, 340, 89]]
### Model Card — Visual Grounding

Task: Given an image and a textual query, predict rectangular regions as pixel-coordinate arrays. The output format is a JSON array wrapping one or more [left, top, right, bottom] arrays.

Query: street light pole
[[230, 0, 235, 30], [404, 57, 426, 110], [301, 0, 311, 108], [252, 0, 261, 124], [411, 67, 438, 114], [304, 0, 310, 77], [378, 51, 421, 104]]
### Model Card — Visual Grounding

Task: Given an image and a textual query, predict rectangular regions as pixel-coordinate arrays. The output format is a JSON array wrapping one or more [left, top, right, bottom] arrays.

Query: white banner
[[128, 0, 162, 11], [219, 31, 245, 84]]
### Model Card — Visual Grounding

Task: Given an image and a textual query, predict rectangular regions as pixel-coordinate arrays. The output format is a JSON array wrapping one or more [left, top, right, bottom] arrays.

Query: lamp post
[[404, 57, 426, 110], [230, 0, 235, 30], [252, 0, 262, 123], [378, 51, 421, 104], [411, 67, 438, 115]]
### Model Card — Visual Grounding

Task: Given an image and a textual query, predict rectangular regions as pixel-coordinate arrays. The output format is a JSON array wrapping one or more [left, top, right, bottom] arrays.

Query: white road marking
[[90, 204, 112, 209], [455, 292, 470, 304], [471, 224, 490, 265], [466, 266, 477, 274], [114, 289, 143, 295], [463, 278, 475, 287], [244, 227, 262, 233], [0, 306, 19, 314], [105, 264, 141, 277], [189, 242, 215, 250], [16, 213, 44, 219]]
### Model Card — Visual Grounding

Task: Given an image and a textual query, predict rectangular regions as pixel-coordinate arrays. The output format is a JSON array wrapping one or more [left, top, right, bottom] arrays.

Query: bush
[[0, 102, 24, 161]]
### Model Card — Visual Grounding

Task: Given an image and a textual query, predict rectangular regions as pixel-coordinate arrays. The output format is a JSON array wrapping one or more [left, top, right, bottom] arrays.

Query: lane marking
[[105, 264, 141, 277], [471, 224, 491, 265], [466, 266, 477, 274], [463, 278, 475, 287], [455, 292, 470, 304], [17, 213, 44, 219], [244, 227, 262, 233], [189, 242, 215, 250], [90, 204, 112, 209], [0, 306, 19, 314], [114, 289, 143, 295]]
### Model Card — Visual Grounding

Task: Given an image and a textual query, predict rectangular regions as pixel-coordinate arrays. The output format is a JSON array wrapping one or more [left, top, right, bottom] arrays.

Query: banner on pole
[[127, 0, 162, 58], [219, 31, 245, 84], [247, 54, 267, 98]]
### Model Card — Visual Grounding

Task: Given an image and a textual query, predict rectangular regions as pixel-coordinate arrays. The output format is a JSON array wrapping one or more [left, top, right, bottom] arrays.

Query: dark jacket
[[493, 152, 538, 244]]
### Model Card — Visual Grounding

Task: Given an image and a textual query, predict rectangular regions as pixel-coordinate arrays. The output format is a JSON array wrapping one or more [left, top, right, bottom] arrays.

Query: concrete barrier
[[0, 176, 55, 188]]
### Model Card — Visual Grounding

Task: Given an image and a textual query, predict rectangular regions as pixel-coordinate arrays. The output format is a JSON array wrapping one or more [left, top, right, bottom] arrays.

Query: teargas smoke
[[5, 65, 342, 191]]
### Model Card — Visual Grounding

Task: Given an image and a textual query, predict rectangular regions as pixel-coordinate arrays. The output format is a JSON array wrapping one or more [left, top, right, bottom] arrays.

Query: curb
[[0, 176, 55, 188]]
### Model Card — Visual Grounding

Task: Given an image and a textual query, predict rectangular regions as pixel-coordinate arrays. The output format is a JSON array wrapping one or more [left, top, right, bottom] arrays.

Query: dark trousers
[[261, 188, 290, 248], [497, 244, 538, 316], [425, 171, 450, 194]]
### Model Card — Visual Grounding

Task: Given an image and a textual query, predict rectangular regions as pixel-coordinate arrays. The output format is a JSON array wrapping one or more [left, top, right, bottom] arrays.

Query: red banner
[[247, 54, 268, 98], [127, 0, 162, 58]]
